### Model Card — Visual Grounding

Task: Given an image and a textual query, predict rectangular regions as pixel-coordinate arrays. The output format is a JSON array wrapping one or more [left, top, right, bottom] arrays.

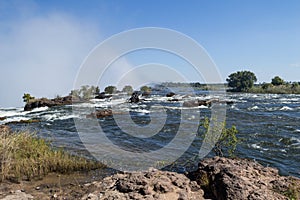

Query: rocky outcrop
[[183, 99, 234, 107], [81, 168, 204, 200], [95, 92, 112, 99], [24, 96, 73, 111], [166, 92, 176, 97], [188, 156, 300, 200], [129, 91, 140, 103], [0, 117, 7, 121], [86, 109, 113, 118], [5, 119, 40, 125]]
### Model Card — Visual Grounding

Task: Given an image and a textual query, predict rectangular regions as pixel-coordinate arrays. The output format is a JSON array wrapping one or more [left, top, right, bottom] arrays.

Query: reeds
[[0, 129, 104, 182]]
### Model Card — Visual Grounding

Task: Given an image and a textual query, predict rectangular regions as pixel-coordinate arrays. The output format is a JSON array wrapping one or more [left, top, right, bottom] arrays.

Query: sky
[[1, 0, 300, 107]]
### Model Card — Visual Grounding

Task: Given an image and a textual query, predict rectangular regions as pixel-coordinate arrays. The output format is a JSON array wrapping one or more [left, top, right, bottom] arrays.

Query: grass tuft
[[0, 129, 104, 182]]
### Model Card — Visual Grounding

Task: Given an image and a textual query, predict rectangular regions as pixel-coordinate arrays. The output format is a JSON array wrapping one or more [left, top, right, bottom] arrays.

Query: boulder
[[129, 91, 140, 103], [0, 116, 7, 121], [95, 92, 112, 99], [82, 168, 205, 200], [166, 92, 176, 97], [188, 156, 300, 200], [86, 109, 113, 118]]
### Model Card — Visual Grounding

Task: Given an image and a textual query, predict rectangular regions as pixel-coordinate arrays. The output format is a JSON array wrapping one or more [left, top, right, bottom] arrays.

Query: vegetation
[[201, 117, 238, 157], [271, 76, 285, 86], [122, 85, 133, 95], [70, 85, 99, 100], [226, 70, 257, 92], [140, 85, 151, 93], [104, 86, 117, 94], [22, 93, 35, 103], [0, 130, 104, 182]]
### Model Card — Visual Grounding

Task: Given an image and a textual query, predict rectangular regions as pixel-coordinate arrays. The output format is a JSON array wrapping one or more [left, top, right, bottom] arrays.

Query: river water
[[1, 92, 299, 177]]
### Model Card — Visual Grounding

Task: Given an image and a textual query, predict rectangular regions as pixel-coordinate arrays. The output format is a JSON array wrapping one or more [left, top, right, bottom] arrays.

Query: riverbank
[[1, 157, 299, 200]]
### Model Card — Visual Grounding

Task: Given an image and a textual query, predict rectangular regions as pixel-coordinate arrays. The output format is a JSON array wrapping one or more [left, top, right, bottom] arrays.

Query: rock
[[142, 91, 151, 97], [166, 92, 176, 97], [1, 190, 34, 200], [24, 96, 73, 111], [183, 99, 234, 107], [86, 109, 113, 118], [84, 169, 204, 200], [95, 92, 112, 99], [0, 125, 11, 133], [0, 117, 7, 121], [129, 91, 140, 103], [5, 119, 40, 125], [188, 156, 300, 200]]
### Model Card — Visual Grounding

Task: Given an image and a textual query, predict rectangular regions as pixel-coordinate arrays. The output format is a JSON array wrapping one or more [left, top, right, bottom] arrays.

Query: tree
[[23, 93, 35, 103], [122, 85, 133, 95], [140, 85, 151, 93], [226, 70, 257, 92], [271, 76, 285, 86], [104, 86, 117, 94], [95, 86, 100, 95]]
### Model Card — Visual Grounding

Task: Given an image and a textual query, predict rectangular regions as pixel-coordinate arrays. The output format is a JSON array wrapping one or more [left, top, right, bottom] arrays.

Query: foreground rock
[[82, 168, 204, 200], [24, 96, 73, 111], [188, 156, 300, 200], [1, 157, 299, 199]]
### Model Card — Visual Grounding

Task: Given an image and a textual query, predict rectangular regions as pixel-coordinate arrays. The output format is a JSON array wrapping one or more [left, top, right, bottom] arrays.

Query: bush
[[226, 70, 257, 92], [122, 85, 133, 95], [104, 86, 117, 94], [201, 117, 238, 157]]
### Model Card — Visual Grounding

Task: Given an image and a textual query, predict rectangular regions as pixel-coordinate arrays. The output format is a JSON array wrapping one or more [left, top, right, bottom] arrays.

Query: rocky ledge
[[24, 96, 73, 111], [1, 157, 299, 200]]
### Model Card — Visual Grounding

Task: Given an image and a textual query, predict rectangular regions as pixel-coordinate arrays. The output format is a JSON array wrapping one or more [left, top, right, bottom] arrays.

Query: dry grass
[[0, 129, 104, 182]]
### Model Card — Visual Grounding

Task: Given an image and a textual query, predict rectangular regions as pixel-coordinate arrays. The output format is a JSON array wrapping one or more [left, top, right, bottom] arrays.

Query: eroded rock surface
[[81, 168, 204, 200], [188, 156, 300, 200]]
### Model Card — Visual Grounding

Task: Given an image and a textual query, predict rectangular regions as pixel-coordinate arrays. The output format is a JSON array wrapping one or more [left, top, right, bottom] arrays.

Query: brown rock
[[84, 169, 204, 200], [86, 110, 113, 118], [188, 156, 300, 200], [0, 116, 7, 121]]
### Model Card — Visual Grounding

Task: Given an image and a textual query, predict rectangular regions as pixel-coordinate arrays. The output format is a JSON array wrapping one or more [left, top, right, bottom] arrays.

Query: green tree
[[95, 86, 100, 95], [140, 85, 151, 93], [226, 70, 257, 92], [22, 93, 35, 103], [122, 85, 133, 95], [104, 86, 117, 94], [271, 76, 285, 86]]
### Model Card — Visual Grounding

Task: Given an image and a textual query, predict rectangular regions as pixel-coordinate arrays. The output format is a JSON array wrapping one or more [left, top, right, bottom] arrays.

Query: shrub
[[200, 117, 238, 157]]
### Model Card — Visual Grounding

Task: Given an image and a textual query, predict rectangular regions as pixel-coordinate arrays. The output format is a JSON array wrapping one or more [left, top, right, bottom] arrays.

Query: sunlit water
[[1, 92, 299, 177]]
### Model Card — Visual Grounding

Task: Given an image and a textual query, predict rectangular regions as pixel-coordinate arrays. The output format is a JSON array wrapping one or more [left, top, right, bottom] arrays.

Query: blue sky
[[1, 0, 300, 107]]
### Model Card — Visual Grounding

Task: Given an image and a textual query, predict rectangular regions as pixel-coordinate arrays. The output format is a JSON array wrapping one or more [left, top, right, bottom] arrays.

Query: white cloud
[[0, 11, 101, 107]]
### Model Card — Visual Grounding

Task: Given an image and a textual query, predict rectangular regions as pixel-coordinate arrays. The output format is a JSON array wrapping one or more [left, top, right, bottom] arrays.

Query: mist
[[0, 8, 101, 107]]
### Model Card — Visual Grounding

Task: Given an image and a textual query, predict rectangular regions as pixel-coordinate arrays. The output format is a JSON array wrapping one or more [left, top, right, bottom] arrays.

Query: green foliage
[[104, 85, 117, 94], [95, 86, 100, 95], [122, 85, 134, 95], [69, 85, 99, 99], [140, 85, 151, 93], [201, 117, 238, 157], [271, 76, 285, 86], [226, 70, 257, 92], [0, 130, 104, 182], [22, 93, 35, 103]]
